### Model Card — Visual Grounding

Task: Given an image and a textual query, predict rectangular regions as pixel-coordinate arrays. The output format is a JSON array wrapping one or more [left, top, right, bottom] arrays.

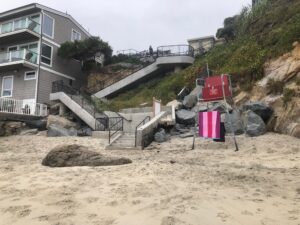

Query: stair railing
[[87, 59, 155, 94], [108, 117, 124, 144], [52, 81, 109, 127], [135, 116, 151, 147]]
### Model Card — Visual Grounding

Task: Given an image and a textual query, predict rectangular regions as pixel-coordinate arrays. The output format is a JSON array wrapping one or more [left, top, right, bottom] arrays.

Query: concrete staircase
[[50, 81, 108, 130], [93, 46, 195, 99], [106, 133, 141, 150]]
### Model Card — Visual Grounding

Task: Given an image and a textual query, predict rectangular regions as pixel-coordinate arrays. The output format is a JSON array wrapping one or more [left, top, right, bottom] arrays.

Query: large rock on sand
[[42, 144, 132, 167], [0, 121, 26, 136], [242, 110, 266, 137], [154, 128, 167, 143], [176, 109, 196, 126], [224, 110, 244, 135], [242, 102, 273, 123], [47, 124, 77, 137], [182, 95, 198, 109], [47, 115, 77, 129]]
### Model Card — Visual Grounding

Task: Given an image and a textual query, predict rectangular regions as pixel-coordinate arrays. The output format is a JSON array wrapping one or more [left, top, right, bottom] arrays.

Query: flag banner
[[199, 111, 221, 139]]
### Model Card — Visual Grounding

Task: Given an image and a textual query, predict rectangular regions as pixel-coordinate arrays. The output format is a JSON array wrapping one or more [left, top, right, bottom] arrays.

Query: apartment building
[[0, 3, 90, 109]]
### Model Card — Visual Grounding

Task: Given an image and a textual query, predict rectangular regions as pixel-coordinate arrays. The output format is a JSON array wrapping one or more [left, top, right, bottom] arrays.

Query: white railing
[[0, 49, 38, 65], [0, 17, 41, 35], [0, 98, 48, 117]]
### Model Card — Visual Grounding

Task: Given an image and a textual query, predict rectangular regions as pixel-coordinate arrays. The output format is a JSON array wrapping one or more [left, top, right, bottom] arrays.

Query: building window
[[41, 43, 52, 66], [71, 29, 81, 41], [1, 76, 13, 97], [24, 71, 37, 80], [1, 22, 13, 33], [42, 13, 54, 38]]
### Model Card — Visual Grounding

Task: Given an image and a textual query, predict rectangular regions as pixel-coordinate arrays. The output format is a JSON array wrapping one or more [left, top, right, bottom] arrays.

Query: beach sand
[[0, 133, 299, 225]]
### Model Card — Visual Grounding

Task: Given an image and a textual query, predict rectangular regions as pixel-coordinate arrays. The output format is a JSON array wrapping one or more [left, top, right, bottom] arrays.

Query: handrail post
[[108, 129, 111, 144]]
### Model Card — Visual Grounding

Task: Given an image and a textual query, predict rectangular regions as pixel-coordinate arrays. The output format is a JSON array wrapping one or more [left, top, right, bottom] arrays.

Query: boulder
[[0, 122, 5, 136], [242, 102, 273, 123], [210, 102, 232, 113], [179, 132, 194, 138], [291, 124, 300, 138], [42, 144, 132, 167], [190, 86, 203, 99], [0, 121, 26, 136], [191, 104, 208, 113], [242, 110, 266, 137], [47, 124, 77, 137], [182, 95, 198, 109], [176, 109, 196, 126], [224, 110, 244, 135], [77, 127, 93, 137], [47, 115, 77, 129], [174, 123, 190, 133], [20, 129, 38, 136], [24, 119, 47, 131], [154, 128, 167, 143]]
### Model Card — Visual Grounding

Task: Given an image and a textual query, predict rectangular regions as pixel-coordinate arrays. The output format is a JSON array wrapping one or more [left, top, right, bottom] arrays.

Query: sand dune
[[0, 133, 299, 225]]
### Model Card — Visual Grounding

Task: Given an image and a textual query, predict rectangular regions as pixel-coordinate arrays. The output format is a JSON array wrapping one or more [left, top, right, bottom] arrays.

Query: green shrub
[[267, 79, 284, 94]]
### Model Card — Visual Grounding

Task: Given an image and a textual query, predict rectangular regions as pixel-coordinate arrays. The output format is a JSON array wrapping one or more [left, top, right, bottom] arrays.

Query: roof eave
[[0, 3, 91, 37]]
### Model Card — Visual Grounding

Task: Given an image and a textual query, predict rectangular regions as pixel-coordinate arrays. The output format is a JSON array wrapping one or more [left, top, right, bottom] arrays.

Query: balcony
[[0, 18, 41, 44], [0, 49, 39, 71], [0, 97, 48, 119]]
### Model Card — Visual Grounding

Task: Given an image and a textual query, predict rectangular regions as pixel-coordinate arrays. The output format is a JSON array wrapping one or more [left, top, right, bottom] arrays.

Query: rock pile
[[161, 95, 275, 141]]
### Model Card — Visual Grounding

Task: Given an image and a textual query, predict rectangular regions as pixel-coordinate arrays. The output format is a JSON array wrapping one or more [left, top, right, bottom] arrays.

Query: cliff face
[[235, 42, 300, 138]]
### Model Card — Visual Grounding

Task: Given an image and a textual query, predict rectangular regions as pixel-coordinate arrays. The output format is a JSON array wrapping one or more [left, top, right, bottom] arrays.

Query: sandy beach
[[0, 133, 299, 225]]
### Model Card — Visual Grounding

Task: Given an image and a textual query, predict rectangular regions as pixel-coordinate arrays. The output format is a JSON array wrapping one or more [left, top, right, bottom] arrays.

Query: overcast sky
[[1, 0, 251, 53]]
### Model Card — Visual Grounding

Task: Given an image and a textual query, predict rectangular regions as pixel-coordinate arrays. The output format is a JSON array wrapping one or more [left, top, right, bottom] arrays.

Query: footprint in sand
[[85, 197, 99, 203], [132, 199, 141, 205], [37, 212, 75, 221], [106, 200, 118, 206], [2, 205, 31, 218], [160, 216, 177, 225], [241, 210, 254, 216], [217, 212, 228, 222]]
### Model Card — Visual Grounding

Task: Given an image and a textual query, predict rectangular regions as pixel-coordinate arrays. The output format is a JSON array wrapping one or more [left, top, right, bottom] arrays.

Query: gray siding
[[0, 6, 91, 105], [42, 10, 89, 44], [41, 40, 84, 82], [0, 68, 37, 100], [37, 69, 70, 104], [39, 10, 89, 85]]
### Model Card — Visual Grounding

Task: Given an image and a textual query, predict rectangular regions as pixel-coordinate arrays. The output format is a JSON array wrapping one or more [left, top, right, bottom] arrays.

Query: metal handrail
[[108, 117, 124, 144], [135, 116, 151, 147], [88, 59, 154, 93], [51, 81, 107, 120], [90, 45, 194, 94], [157, 45, 194, 57]]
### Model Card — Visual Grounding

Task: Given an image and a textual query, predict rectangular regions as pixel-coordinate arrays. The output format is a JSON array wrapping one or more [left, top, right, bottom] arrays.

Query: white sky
[[0, 0, 251, 53]]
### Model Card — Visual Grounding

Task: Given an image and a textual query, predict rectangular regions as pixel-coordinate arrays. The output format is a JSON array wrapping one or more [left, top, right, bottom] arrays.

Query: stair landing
[[105, 133, 142, 150]]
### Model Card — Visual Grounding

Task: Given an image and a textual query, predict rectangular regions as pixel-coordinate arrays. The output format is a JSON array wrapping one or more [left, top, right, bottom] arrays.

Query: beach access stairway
[[93, 45, 195, 99], [102, 107, 173, 150], [50, 81, 108, 130], [105, 133, 138, 150]]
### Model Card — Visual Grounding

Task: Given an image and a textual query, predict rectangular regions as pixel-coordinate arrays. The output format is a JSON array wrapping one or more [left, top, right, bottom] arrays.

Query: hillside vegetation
[[107, 0, 300, 110]]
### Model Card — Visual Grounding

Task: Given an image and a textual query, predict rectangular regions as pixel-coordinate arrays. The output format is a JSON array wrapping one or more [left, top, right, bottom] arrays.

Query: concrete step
[[105, 145, 142, 150]]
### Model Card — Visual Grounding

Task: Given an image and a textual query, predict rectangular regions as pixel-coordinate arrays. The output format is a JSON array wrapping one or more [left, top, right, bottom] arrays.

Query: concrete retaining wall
[[136, 111, 167, 148], [119, 112, 153, 133]]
